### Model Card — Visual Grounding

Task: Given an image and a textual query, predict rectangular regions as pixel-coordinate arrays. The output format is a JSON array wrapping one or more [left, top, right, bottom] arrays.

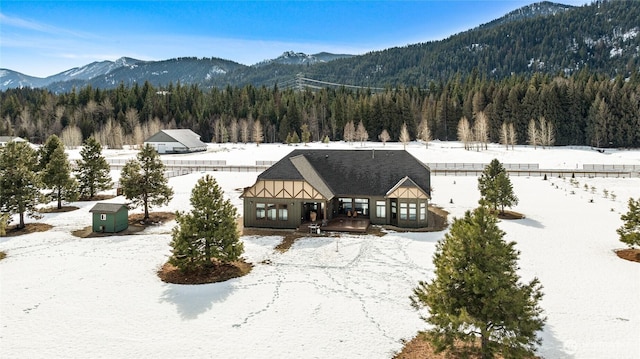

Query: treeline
[[1, 68, 639, 148]]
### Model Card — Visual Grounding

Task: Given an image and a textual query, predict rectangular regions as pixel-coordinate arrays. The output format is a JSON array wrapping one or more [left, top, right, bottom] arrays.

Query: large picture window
[[354, 198, 369, 215], [256, 203, 288, 221], [267, 204, 277, 220], [278, 205, 288, 221], [419, 202, 426, 220], [408, 203, 417, 220], [376, 200, 386, 218], [256, 203, 266, 220]]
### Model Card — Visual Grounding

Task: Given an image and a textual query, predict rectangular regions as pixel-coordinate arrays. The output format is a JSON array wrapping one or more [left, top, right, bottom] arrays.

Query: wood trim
[[244, 180, 327, 200]]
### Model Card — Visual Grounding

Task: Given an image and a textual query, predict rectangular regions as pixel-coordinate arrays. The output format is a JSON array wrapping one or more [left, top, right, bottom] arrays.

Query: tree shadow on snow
[[515, 217, 545, 229], [160, 282, 235, 320], [539, 324, 575, 359]]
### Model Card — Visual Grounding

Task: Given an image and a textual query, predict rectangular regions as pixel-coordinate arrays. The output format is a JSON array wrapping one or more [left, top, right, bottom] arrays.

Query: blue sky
[[1, 0, 591, 78]]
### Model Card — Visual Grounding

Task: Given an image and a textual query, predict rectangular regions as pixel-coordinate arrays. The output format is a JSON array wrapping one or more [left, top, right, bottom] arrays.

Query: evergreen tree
[[41, 145, 78, 209], [478, 159, 519, 214], [300, 123, 311, 145], [617, 197, 640, 248], [411, 206, 545, 359], [119, 144, 173, 221], [169, 175, 243, 272], [76, 137, 113, 199], [0, 141, 42, 229], [37, 134, 65, 171]]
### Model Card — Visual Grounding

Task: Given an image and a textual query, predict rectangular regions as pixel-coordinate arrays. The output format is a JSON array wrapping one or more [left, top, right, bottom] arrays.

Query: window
[[100, 213, 107, 221], [267, 204, 277, 220], [354, 198, 369, 215], [278, 205, 288, 221], [419, 202, 426, 220], [376, 201, 386, 218], [409, 203, 417, 220], [400, 203, 408, 220], [256, 203, 266, 220], [339, 198, 352, 214], [391, 201, 397, 219]]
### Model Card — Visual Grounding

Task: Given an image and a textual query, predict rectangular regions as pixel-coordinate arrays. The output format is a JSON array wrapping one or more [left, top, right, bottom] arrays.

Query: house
[[0, 136, 27, 147], [89, 203, 129, 233], [143, 129, 207, 154], [242, 149, 431, 230]]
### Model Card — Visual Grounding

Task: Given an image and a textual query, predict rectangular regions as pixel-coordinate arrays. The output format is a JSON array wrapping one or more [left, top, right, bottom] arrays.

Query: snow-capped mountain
[[0, 57, 143, 91], [253, 51, 353, 67]]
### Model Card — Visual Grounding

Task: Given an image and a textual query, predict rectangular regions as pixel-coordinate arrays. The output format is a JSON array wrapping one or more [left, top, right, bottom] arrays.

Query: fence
[[107, 159, 639, 179]]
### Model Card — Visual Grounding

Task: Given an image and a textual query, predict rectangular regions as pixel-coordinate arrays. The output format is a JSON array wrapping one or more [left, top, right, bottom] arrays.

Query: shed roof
[[89, 203, 128, 213], [144, 129, 207, 149], [258, 149, 431, 198]]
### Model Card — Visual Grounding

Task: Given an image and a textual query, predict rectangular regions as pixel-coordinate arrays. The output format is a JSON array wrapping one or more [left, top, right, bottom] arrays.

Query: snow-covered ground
[[1, 141, 639, 358]]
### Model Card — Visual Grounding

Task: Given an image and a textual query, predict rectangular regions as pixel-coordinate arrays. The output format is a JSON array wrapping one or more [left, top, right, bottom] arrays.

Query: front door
[[390, 199, 398, 226]]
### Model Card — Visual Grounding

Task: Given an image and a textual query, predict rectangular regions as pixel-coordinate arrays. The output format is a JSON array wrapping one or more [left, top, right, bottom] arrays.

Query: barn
[[143, 129, 207, 154]]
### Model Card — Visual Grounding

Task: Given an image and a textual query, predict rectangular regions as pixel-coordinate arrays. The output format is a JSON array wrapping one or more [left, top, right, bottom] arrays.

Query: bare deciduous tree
[[60, 125, 83, 148], [343, 120, 356, 144], [457, 116, 472, 150], [399, 122, 411, 150], [528, 118, 538, 149], [474, 111, 489, 151], [240, 119, 250, 144], [252, 120, 264, 146], [508, 122, 517, 150], [379, 129, 390, 145], [418, 117, 431, 148], [229, 119, 238, 144], [356, 120, 368, 146], [538, 116, 555, 148]]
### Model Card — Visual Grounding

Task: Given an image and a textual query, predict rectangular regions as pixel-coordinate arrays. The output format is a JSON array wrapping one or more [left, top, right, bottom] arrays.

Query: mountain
[[478, 1, 574, 30], [0, 57, 143, 91], [253, 51, 354, 67], [1, 1, 638, 92]]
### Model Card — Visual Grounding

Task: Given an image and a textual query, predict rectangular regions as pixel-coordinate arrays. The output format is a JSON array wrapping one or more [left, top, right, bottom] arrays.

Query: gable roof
[[0, 136, 26, 143], [144, 129, 207, 149], [258, 149, 430, 198], [89, 203, 128, 213]]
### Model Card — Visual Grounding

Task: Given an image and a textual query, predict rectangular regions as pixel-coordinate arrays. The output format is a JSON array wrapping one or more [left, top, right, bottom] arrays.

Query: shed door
[[157, 144, 166, 154]]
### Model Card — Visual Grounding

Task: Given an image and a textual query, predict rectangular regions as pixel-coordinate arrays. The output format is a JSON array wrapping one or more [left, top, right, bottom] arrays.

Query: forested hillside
[[2, 68, 639, 148]]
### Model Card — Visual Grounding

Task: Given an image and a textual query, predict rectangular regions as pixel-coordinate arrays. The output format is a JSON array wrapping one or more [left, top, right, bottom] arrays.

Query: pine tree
[[478, 159, 519, 214], [41, 145, 78, 209], [300, 123, 311, 145], [76, 137, 113, 199], [617, 197, 640, 248], [0, 141, 42, 229], [411, 206, 545, 359], [37, 134, 65, 171], [169, 175, 243, 272], [119, 144, 173, 221]]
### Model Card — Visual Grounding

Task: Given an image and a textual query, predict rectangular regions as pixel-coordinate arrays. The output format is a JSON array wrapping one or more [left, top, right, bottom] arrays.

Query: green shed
[[89, 203, 129, 233]]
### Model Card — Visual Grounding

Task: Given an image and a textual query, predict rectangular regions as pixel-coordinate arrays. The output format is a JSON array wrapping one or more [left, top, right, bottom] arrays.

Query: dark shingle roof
[[259, 149, 430, 198], [89, 203, 128, 213]]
